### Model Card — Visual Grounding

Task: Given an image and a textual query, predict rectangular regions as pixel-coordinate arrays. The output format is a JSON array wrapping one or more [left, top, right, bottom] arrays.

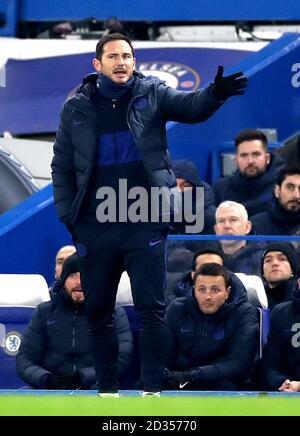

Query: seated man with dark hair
[[164, 263, 258, 390], [260, 242, 298, 310], [213, 128, 285, 217], [166, 242, 248, 306], [251, 164, 300, 235], [16, 253, 133, 390]]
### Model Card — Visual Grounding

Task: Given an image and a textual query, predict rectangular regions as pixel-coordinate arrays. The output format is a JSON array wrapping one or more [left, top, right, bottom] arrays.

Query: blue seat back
[[257, 307, 270, 358], [0, 306, 35, 388]]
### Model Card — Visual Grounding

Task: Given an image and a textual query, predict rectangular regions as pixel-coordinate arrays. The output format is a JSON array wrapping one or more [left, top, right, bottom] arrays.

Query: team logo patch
[[4, 331, 22, 356], [137, 62, 200, 91], [213, 327, 225, 341]]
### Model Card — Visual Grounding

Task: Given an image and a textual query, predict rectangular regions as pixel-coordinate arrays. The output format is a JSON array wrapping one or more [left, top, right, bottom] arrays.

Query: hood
[[172, 159, 203, 187]]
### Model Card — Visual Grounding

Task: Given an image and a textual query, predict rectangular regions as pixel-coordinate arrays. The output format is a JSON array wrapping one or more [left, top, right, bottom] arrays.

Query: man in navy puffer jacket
[[16, 254, 133, 389], [164, 263, 258, 390], [51, 33, 247, 395]]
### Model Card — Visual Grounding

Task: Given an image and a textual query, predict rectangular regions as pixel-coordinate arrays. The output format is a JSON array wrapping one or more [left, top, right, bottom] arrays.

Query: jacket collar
[[68, 71, 162, 113]]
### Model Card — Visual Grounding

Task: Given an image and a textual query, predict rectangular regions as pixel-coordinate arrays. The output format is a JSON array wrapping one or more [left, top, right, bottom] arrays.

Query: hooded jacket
[[16, 280, 133, 388], [260, 287, 300, 390], [51, 72, 222, 230], [171, 159, 216, 234], [222, 241, 265, 276], [165, 282, 258, 388], [263, 279, 297, 311], [213, 152, 285, 217]]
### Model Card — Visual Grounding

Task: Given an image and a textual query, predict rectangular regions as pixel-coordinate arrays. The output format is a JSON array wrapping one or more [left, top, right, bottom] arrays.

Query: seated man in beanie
[[164, 263, 258, 390], [260, 274, 300, 392], [261, 242, 298, 310], [16, 253, 133, 389]]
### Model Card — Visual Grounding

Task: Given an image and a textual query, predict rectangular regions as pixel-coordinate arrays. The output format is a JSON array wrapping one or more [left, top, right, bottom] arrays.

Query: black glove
[[213, 65, 248, 100], [163, 369, 194, 390], [44, 374, 81, 390]]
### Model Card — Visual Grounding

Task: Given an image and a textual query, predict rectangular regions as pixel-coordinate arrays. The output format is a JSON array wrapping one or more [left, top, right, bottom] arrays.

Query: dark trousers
[[74, 221, 168, 392]]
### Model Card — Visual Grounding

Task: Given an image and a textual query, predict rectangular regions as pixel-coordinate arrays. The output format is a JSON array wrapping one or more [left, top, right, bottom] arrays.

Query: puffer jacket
[[260, 288, 300, 390], [51, 71, 222, 230], [16, 281, 133, 388], [165, 282, 258, 388]]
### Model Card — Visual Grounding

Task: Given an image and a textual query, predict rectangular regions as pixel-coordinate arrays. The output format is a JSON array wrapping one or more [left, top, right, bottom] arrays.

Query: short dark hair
[[276, 164, 300, 187], [95, 33, 135, 60], [235, 128, 268, 151], [193, 263, 230, 288], [192, 245, 224, 271]]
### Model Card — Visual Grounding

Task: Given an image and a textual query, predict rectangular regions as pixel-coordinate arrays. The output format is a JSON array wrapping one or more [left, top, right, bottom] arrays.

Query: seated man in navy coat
[[164, 263, 258, 390], [16, 253, 133, 389]]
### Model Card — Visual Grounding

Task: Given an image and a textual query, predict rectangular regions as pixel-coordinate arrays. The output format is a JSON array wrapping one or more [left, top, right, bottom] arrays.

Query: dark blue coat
[[165, 284, 258, 388], [260, 290, 300, 390], [251, 196, 300, 236], [263, 278, 297, 311], [213, 153, 285, 217], [51, 72, 222, 230], [222, 242, 265, 276], [16, 281, 133, 388], [170, 159, 216, 234]]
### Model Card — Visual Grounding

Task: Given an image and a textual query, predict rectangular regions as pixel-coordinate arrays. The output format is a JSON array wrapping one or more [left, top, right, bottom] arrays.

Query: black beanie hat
[[60, 253, 80, 285], [261, 242, 298, 277]]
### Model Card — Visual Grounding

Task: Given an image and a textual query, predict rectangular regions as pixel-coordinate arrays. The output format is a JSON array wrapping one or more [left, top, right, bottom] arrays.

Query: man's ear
[[92, 58, 101, 72], [225, 286, 231, 300], [274, 184, 280, 199], [266, 152, 271, 165], [245, 219, 252, 235]]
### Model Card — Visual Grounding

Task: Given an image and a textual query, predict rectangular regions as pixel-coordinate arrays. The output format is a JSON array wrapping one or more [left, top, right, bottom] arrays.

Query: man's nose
[[204, 293, 212, 300], [271, 259, 279, 266]]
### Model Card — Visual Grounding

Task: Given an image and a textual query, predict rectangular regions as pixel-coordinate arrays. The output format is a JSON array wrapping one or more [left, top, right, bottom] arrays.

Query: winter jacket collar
[[269, 196, 300, 227], [69, 71, 162, 113], [231, 152, 284, 195]]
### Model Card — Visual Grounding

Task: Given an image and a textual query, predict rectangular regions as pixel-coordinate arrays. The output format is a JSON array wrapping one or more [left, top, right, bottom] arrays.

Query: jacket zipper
[[72, 312, 77, 374]]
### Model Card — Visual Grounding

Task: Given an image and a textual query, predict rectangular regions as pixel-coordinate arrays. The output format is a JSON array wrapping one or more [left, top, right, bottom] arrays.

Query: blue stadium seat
[[0, 306, 35, 388], [257, 307, 270, 358], [0, 274, 50, 388]]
